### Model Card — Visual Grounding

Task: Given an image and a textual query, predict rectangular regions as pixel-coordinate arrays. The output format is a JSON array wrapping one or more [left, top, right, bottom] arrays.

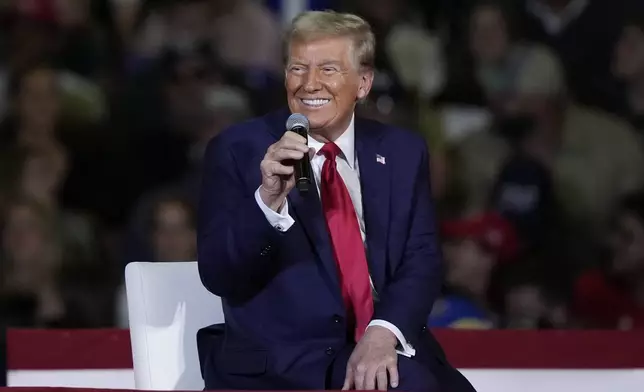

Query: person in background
[[351, 0, 445, 129], [0, 65, 65, 153], [488, 121, 559, 250], [613, 12, 644, 132], [469, 1, 556, 103], [0, 197, 106, 328], [458, 0, 644, 243], [121, 84, 250, 263], [573, 191, 644, 329], [182, 84, 251, 200], [131, 0, 213, 65], [429, 212, 518, 329], [7, 2, 107, 123], [497, 258, 570, 329], [209, 0, 282, 76], [0, 198, 66, 327], [149, 195, 197, 263], [0, 146, 99, 279], [115, 193, 198, 327], [521, 0, 627, 113], [0, 63, 111, 222], [133, 0, 282, 77]]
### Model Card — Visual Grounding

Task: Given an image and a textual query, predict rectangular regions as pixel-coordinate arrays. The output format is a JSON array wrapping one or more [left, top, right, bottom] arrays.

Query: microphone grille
[[286, 113, 310, 132]]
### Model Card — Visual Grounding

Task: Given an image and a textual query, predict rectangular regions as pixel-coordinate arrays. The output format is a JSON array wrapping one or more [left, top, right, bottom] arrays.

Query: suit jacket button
[[325, 347, 335, 356], [421, 326, 427, 332], [333, 315, 342, 324]]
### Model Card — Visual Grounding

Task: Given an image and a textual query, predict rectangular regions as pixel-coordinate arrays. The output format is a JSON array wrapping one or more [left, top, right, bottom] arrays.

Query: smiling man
[[197, 10, 475, 391]]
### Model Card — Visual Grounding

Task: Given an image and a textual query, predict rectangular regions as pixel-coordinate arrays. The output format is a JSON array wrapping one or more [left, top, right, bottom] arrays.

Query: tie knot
[[319, 142, 342, 161]]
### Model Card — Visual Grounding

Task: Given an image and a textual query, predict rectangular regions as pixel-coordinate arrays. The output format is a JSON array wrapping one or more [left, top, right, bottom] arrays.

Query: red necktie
[[319, 142, 374, 342]]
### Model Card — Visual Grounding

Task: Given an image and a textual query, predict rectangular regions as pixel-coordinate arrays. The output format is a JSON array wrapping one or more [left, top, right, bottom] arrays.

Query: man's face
[[285, 36, 373, 137], [18, 68, 60, 130], [504, 285, 547, 328], [614, 25, 644, 81], [443, 239, 495, 296], [470, 7, 509, 65], [152, 202, 196, 262]]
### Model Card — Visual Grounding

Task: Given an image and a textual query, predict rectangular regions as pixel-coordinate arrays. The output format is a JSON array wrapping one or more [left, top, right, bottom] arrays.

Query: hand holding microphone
[[259, 114, 311, 212]]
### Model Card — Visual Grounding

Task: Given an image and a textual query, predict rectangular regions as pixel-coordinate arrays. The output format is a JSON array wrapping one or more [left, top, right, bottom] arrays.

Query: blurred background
[[1, 0, 644, 332]]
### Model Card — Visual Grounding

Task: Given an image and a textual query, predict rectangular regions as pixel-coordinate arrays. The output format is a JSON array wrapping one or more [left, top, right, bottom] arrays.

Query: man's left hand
[[343, 326, 399, 390]]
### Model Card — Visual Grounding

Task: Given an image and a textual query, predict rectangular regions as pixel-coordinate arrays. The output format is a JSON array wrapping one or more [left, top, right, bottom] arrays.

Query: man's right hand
[[259, 131, 309, 212]]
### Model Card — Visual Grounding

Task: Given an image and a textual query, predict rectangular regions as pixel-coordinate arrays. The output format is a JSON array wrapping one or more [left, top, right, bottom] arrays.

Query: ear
[[356, 68, 374, 101]]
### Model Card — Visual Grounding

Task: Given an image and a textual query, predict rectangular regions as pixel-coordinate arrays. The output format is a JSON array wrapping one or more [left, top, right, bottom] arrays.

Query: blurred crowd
[[1, 0, 644, 331]]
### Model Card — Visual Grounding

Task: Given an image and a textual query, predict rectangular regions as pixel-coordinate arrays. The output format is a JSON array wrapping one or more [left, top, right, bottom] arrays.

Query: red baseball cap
[[441, 212, 519, 263]]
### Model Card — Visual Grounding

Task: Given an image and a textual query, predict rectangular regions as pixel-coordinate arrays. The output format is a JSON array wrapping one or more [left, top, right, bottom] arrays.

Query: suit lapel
[[355, 119, 390, 293], [266, 108, 344, 307], [287, 188, 344, 307]]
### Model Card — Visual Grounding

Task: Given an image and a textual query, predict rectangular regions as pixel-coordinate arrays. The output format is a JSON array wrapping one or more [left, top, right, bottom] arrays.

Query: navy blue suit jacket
[[197, 109, 447, 390]]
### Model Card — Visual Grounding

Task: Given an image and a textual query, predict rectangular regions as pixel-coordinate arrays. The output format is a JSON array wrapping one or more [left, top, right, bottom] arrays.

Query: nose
[[303, 68, 322, 93]]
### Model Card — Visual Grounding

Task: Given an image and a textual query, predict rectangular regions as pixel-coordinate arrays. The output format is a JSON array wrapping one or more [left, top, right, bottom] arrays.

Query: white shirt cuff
[[254, 187, 295, 232], [368, 320, 416, 358]]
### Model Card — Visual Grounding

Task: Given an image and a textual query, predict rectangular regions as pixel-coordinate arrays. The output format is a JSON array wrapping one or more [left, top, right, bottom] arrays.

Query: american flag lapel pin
[[376, 154, 386, 165]]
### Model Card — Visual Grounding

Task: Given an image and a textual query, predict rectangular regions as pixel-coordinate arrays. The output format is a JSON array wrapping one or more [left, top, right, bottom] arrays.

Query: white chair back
[[125, 261, 223, 390]]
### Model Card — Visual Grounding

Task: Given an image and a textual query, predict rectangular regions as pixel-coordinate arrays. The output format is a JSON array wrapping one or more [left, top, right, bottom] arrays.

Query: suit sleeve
[[197, 136, 283, 300], [372, 142, 443, 343]]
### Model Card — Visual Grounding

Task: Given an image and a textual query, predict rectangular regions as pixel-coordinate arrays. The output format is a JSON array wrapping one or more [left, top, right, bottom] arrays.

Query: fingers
[[363, 364, 379, 391], [354, 363, 367, 391], [283, 130, 307, 144], [342, 367, 354, 391], [269, 147, 306, 162], [387, 361, 399, 389], [346, 356, 397, 391], [272, 133, 309, 155], [361, 364, 390, 391], [260, 160, 294, 177], [376, 368, 388, 391], [261, 133, 309, 178], [264, 135, 309, 165]]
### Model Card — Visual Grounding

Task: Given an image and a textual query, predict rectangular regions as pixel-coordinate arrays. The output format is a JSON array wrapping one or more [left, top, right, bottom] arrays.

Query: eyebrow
[[318, 60, 343, 66], [287, 59, 344, 67]]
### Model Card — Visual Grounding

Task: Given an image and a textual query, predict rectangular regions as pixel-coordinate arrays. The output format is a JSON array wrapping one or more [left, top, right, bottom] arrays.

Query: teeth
[[302, 99, 330, 107]]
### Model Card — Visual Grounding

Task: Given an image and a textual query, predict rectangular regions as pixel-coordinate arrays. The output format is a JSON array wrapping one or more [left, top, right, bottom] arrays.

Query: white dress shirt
[[254, 115, 415, 357]]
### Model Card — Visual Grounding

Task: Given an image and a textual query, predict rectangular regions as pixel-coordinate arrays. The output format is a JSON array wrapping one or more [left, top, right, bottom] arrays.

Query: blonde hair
[[285, 10, 375, 69]]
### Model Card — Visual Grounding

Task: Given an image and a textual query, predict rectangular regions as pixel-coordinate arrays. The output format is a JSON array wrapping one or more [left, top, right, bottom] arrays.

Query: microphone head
[[286, 113, 310, 132]]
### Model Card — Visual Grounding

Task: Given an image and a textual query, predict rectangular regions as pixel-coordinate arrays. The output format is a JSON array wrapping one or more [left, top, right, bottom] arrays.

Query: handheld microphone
[[286, 113, 311, 193]]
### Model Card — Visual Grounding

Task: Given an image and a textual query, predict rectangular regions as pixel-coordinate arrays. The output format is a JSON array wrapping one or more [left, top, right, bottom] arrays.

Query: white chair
[[125, 261, 224, 390]]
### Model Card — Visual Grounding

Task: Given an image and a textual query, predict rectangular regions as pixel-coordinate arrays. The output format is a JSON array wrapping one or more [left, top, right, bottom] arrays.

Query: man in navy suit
[[197, 10, 475, 391]]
